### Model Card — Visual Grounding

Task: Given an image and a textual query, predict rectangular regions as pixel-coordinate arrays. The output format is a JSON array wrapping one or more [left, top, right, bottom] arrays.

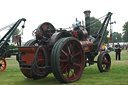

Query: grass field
[[0, 50, 128, 85]]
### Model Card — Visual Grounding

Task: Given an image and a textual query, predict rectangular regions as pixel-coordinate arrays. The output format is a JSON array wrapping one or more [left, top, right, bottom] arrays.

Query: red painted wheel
[[97, 51, 111, 72], [0, 58, 7, 72], [51, 37, 85, 83]]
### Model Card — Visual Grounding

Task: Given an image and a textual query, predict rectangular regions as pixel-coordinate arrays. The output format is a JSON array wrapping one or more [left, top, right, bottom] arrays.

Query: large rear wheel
[[51, 37, 85, 83]]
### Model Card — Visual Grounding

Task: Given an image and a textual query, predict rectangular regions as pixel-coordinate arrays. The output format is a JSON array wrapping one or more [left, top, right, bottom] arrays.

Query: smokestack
[[84, 10, 91, 35]]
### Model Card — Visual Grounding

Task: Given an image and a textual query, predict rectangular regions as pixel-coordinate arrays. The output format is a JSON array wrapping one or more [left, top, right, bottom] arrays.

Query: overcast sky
[[0, 0, 128, 42]]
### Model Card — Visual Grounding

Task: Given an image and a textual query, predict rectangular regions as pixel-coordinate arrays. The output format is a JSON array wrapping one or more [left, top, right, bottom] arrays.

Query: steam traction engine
[[17, 10, 112, 83]]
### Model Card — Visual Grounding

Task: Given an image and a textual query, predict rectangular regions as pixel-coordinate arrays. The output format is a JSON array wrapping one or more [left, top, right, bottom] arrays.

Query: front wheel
[[97, 51, 111, 72], [0, 58, 7, 72], [51, 37, 85, 83]]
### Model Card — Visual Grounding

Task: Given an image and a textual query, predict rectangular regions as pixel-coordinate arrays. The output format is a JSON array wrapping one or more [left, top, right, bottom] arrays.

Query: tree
[[103, 31, 109, 43], [90, 17, 109, 43], [90, 17, 102, 34], [122, 21, 128, 42], [8, 28, 21, 43], [112, 32, 122, 42]]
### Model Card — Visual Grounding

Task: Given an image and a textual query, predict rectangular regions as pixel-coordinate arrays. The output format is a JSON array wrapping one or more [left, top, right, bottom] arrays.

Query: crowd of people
[[100, 42, 128, 60]]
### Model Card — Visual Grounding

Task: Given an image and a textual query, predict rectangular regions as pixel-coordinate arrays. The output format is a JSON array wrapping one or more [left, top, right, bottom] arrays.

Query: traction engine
[[17, 10, 112, 83]]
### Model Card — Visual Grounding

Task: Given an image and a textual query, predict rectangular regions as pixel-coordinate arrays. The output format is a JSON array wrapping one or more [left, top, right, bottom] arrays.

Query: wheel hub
[[0, 63, 2, 66]]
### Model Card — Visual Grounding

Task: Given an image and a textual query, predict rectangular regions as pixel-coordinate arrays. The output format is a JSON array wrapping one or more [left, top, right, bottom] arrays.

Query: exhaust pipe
[[84, 10, 95, 42], [84, 10, 91, 35]]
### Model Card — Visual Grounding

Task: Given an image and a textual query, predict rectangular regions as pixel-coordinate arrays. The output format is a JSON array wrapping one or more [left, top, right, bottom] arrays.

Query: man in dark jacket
[[115, 43, 121, 60]]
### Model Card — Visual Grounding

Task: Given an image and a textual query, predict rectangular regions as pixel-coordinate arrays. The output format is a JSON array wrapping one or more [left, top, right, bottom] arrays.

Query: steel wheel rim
[[59, 40, 84, 82], [0, 58, 7, 72], [101, 53, 111, 72]]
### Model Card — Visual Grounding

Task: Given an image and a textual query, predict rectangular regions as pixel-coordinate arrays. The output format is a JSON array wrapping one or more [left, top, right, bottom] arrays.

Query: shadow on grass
[[14, 74, 61, 85], [14, 66, 102, 85]]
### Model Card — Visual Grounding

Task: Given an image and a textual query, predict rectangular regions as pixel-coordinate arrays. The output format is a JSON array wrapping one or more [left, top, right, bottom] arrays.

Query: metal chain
[[90, 14, 107, 24], [85, 14, 107, 29], [0, 22, 16, 32]]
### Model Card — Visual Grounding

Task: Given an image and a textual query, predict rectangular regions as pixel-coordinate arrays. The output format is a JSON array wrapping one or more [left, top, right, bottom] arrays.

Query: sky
[[0, 0, 128, 42]]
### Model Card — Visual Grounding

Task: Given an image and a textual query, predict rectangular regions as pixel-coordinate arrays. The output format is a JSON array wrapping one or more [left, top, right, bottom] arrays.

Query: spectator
[[105, 44, 108, 51], [115, 43, 121, 60], [100, 42, 107, 52], [126, 44, 128, 50]]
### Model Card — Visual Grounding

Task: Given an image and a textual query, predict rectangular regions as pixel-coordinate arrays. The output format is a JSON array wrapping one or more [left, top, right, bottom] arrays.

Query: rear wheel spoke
[[60, 63, 64, 69], [71, 43, 76, 55], [72, 51, 81, 57], [61, 64, 68, 72], [68, 43, 75, 54], [67, 46, 71, 55], [66, 68, 70, 78], [73, 63, 81, 68], [70, 69, 76, 77], [60, 59, 68, 62], [62, 50, 68, 57], [74, 58, 79, 62], [65, 69, 68, 78]]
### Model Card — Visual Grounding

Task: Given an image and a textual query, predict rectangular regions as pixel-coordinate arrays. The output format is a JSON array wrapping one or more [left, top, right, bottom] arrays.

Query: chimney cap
[[84, 10, 91, 14]]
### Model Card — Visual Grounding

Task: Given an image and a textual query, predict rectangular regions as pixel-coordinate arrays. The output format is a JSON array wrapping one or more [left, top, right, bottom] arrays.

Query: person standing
[[115, 43, 121, 60], [126, 44, 128, 50], [105, 44, 108, 51]]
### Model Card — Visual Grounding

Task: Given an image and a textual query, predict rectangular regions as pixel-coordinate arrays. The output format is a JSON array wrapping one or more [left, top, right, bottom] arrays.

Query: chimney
[[84, 10, 91, 35]]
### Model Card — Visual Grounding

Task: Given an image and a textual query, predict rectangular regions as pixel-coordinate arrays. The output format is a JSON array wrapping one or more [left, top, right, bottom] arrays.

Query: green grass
[[0, 50, 128, 85]]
